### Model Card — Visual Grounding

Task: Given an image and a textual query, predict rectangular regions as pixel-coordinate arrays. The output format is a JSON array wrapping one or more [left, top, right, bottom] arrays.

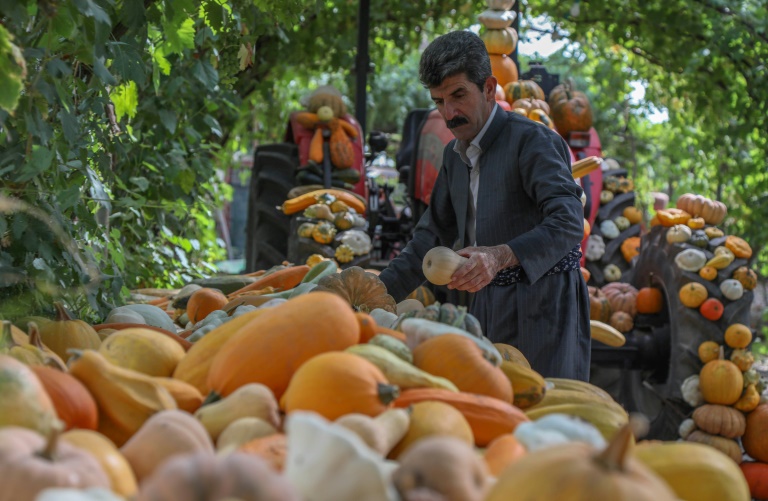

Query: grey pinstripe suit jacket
[[380, 109, 585, 301]]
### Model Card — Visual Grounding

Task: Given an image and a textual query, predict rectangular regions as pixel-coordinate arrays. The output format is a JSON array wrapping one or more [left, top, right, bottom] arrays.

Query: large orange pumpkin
[[635, 287, 663, 315], [206, 292, 360, 401], [280, 351, 398, 420], [490, 54, 519, 88], [601, 282, 639, 317], [30, 366, 98, 431], [547, 82, 593, 137], [412, 334, 512, 404], [699, 349, 744, 405], [743, 405, 768, 462]]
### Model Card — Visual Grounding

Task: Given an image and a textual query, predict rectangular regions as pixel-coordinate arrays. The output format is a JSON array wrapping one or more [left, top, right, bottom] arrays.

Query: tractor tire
[[584, 168, 639, 288], [244, 144, 299, 272], [591, 224, 754, 440]]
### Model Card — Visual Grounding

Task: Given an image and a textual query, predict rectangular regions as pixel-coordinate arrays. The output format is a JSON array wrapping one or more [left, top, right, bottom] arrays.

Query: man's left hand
[[448, 244, 519, 293]]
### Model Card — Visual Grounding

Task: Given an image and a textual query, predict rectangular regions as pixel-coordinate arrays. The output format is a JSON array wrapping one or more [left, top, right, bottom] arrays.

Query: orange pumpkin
[[678, 282, 708, 308], [355, 312, 378, 343], [724, 323, 753, 349], [635, 287, 663, 315], [280, 351, 398, 420], [743, 405, 768, 462], [725, 235, 752, 259], [620, 236, 641, 262], [699, 298, 724, 321], [622, 206, 643, 225], [686, 217, 706, 229], [588, 286, 612, 323], [30, 366, 98, 431], [580, 267, 591, 284], [601, 282, 639, 317], [484, 433, 527, 477], [186, 288, 228, 324], [547, 82, 593, 137], [238, 433, 287, 472], [393, 388, 529, 447], [206, 292, 360, 401], [732, 266, 758, 290], [504, 79, 544, 103], [699, 348, 744, 405], [698, 266, 718, 281], [656, 208, 691, 227], [697, 341, 720, 364], [412, 334, 513, 404], [490, 54, 519, 88]]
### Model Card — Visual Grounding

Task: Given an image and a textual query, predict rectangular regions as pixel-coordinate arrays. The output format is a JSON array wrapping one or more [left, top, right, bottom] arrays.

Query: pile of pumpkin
[[1, 258, 765, 500], [281, 188, 373, 266]]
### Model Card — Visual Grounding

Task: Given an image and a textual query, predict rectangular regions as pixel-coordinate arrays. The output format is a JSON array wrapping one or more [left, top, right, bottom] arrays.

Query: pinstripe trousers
[[471, 268, 591, 380]]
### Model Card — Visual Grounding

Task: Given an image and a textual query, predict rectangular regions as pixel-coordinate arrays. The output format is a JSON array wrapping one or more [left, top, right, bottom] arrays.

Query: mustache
[[446, 116, 469, 129]]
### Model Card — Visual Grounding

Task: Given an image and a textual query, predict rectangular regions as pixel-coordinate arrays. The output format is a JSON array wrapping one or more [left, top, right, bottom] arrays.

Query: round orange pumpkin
[[280, 351, 398, 420], [724, 323, 752, 349], [699, 349, 744, 405], [547, 83, 593, 137], [622, 206, 643, 225], [635, 287, 663, 315], [697, 341, 720, 364], [698, 266, 718, 281], [484, 433, 527, 477], [679, 282, 708, 308], [601, 282, 639, 317], [620, 236, 641, 262], [186, 288, 228, 323], [699, 298, 724, 321]]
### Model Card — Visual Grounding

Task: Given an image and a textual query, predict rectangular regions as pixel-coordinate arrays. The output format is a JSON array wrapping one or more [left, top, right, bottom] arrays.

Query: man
[[378, 30, 590, 380]]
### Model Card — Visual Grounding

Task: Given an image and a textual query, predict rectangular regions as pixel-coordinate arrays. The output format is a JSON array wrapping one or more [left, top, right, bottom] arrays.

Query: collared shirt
[[453, 103, 499, 246]]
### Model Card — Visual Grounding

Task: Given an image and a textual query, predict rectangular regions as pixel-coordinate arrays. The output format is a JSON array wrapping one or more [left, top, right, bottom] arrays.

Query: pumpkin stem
[[52, 301, 73, 322], [0, 320, 20, 350], [377, 383, 400, 405], [203, 391, 222, 406], [37, 421, 64, 461], [595, 422, 634, 472]]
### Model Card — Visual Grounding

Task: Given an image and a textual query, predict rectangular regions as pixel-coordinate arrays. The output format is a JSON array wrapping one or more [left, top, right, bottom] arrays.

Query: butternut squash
[[335, 408, 411, 456], [98, 327, 186, 377], [152, 377, 205, 413], [172, 308, 272, 395], [216, 417, 278, 455], [67, 350, 177, 447], [194, 383, 281, 441], [206, 292, 360, 401], [498, 360, 547, 409], [346, 344, 458, 392], [422, 246, 468, 286]]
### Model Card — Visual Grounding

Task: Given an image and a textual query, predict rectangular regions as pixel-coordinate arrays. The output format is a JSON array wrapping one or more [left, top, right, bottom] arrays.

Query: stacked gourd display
[[478, 0, 519, 87], [1, 259, 758, 500], [584, 163, 641, 287], [281, 188, 372, 267]]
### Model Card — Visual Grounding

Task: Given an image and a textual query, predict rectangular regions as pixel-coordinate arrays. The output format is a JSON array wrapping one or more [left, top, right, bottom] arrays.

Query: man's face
[[430, 73, 497, 142]]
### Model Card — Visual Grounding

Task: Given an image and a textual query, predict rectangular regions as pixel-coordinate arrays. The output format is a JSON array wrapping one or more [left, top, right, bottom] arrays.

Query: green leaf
[[16, 146, 54, 182], [118, 0, 147, 30], [110, 80, 138, 121], [158, 109, 178, 133], [191, 59, 218, 88], [163, 17, 196, 55], [57, 184, 82, 212], [71, 0, 112, 26], [130, 176, 150, 192], [0, 25, 25, 113], [109, 41, 147, 83], [202, 0, 225, 32], [93, 56, 117, 86]]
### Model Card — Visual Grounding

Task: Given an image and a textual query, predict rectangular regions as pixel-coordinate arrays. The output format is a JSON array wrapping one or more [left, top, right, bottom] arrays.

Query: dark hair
[[418, 30, 492, 91]]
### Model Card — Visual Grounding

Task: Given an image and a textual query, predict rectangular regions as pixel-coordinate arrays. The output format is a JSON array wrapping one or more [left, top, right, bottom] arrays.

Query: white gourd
[[422, 247, 468, 286]]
